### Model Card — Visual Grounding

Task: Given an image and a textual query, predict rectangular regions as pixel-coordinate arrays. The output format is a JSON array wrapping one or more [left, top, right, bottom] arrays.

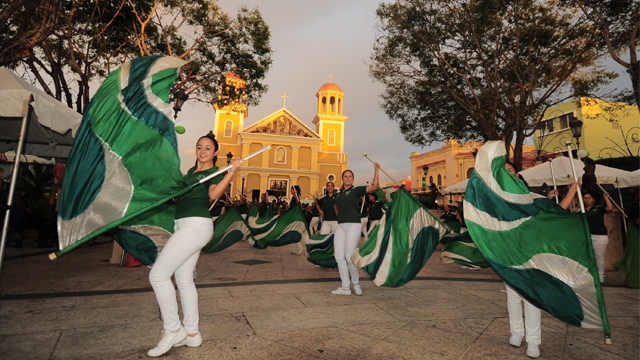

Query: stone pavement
[[0, 231, 638, 360]]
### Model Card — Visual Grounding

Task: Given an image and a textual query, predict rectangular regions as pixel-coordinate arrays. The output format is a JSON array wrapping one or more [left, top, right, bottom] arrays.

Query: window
[[437, 174, 441, 186], [330, 96, 336, 112], [467, 167, 474, 179], [322, 97, 327, 113], [224, 120, 233, 137], [328, 129, 335, 145], [338, 99, 342, 114], [275, 147, 286, 163], [539, 112, 574, 136], [429, 176, 433, 184]]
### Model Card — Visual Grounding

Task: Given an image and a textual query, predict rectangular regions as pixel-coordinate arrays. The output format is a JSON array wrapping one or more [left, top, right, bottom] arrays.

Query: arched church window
[[224, 120, 233, 137], [466, 167, 474, 179], [338, 98, 342, 114], [328, 129, 335, 146], [429, 176, 433, 184], [330, 96, 336, 113], [275, 147, 286, 163], [437, 174, 441, 186], [322, 97, 327, 113]]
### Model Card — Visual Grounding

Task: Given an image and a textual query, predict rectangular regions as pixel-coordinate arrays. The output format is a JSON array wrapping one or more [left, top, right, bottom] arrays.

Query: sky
[[174, 0, 632, 185]]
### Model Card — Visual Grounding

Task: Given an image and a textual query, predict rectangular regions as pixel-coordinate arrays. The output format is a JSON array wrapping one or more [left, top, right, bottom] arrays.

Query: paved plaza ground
[[0, 231, 638, 360]]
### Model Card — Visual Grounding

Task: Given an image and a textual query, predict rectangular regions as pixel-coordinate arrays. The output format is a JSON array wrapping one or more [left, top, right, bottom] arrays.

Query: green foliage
[[594, 156, 640, 171]]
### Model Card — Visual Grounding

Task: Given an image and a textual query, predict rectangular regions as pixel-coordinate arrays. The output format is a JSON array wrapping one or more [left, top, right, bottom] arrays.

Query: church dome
[[318, 82, 343, 93]]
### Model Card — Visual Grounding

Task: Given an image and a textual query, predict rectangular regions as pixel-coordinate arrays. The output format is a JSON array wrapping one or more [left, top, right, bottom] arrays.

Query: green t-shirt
[[586, 205, 608, 235], [176, 166, 223, 219], [369, 201, 384, 221], [335, 185, 367, 224], [317, 194, 337, 221]]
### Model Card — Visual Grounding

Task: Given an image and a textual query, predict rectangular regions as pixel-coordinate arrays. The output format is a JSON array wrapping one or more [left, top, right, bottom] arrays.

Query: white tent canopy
[[519, 156, 630, 187], [615, 169, 640, 188], [0, 68, 82, 161], [442, 157, 631, 195]]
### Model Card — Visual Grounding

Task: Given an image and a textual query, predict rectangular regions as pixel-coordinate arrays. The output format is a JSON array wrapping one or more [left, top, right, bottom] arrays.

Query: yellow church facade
[[213, 76, 349, 201]]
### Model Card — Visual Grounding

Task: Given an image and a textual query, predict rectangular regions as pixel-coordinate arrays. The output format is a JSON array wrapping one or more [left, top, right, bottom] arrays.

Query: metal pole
[[549, 160, 559, 204], [565, 142, 585, 213], [362, 152, 401, 187], [616, 179, 627, 235], [596, 183, 627, 218], [1, 97, 33, 278]]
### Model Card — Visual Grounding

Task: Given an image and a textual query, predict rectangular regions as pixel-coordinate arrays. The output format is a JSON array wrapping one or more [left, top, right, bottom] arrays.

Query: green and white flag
[[57, 55, 188, 262], [465, 141, 609, 335], [202, 206, 254, 253], [352, 188, 449, 287], [440, 232, 489, 269], [305, 233, 337, 268], [247, 204, 309, 248]]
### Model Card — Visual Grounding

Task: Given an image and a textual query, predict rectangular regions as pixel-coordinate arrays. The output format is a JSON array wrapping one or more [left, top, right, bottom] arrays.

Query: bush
[[594, 156, 639, 171]]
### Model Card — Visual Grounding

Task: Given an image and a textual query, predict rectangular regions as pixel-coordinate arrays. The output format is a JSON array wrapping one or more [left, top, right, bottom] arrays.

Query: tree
[[369, 0, 609, 168], [20, 0, 272, 113], [0, 0, 64, 66], [572, 0, 639, 109]]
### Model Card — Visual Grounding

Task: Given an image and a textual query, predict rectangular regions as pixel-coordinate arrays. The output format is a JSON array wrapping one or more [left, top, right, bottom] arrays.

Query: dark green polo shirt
[[176, 166, 223, 219], [586, 205, 608, 235], [369, 201, 384, 221], [317, 194, 337, 221], [335, 185, 367, 224]]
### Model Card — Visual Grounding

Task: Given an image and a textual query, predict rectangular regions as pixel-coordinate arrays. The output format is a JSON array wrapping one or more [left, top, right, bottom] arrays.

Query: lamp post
[[226, 151, 233, 165], [569, 119, 583, 150], [171, 88, 189, 120], [422, 165, 429, 191]]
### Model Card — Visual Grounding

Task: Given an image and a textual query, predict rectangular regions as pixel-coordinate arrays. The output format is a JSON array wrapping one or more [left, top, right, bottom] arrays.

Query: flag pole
[[566, 142, 612, 344], [50, 145, 271, 260], [565, 142, 585, 213], [596, 183, 627, 218], [549, 160, 559, 204], [362, 153, 401, 187], [616, 179, 628, 235]]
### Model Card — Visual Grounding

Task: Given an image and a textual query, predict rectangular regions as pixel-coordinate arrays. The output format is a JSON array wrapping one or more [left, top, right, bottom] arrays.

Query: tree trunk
[[630, 61, 639, 112]]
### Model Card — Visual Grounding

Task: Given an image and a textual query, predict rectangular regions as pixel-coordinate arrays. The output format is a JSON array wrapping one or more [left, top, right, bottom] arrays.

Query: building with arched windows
[[212, 74, 349, 200]]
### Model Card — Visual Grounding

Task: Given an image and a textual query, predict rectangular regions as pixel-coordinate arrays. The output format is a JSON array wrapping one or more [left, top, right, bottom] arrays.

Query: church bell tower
[[213, 72, 248, 146], [312, 75, 348, 153]]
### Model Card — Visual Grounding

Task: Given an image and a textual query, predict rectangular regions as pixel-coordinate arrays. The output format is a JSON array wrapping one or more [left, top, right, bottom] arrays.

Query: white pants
[[591, 234, 609, 282], [364, 220, 380, 238], [320, 220, 338, 235], [505, 283, 541, 345], [309, 217, 320, 235], [149, 217, 213, 334], [334, 223, 361, 289]]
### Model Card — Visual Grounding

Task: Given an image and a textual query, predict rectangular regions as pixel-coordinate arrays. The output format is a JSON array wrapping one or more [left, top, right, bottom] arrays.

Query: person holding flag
[[289, 185, 304, 255], [364, 192, 385, 238], [581, 191, 614, 283], [331, 164, 380, 296], [316, 182, 338, 234], [147, 132, 243, 357]]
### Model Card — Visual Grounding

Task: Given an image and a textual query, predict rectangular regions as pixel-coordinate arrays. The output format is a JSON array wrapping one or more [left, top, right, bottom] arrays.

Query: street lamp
[[172, 88, 189, 120], [226, 151, 234, 165], [569, 119, 583, 149]]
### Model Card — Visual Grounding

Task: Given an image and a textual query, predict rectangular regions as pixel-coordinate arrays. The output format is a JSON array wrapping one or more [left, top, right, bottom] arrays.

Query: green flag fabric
[[57, 55, 187, 261], [465, 141, 609, 335], [614, 223, 639, 289], [351, 188, 449, 287], [305, 233, 338, 268], [440, 232, 489, 269], [247, 204, 309, 248], [202, 206, 254, 253]]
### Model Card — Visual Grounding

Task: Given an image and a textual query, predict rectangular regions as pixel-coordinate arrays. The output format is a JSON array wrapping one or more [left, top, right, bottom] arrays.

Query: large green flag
[[305, 233, 337, 268], [202, 206, 254, 253], [247, 204, 309, 248], [614, 223, 639, 289], [465, 141, 609, 335], [57, 56, 187, 262], [440, 232, 489, 269], [352, 188, 449, 287]]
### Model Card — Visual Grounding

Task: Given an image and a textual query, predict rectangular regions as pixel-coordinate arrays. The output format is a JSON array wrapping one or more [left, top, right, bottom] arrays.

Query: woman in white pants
[[331, 164, 380, 296], [147, 132, 243, 357], [317, 182, 338, 235], [582, 191, 614, 282], [290, 185, 303, 255]]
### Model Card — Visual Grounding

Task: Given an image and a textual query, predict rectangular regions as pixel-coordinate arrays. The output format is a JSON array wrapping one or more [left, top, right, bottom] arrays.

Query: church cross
[[328, 73, 333, 83], [281, 92, 289, 108]]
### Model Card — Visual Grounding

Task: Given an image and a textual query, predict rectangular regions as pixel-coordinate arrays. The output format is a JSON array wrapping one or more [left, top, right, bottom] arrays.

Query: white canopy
[[615, 169, 640, 188], [519, 156, 630, 187], [442, 179, 468, 195], [0, 68, 82, 160]]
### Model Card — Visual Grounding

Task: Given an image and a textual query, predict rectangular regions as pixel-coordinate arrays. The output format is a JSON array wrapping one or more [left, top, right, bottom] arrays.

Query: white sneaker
[[526, 342, 540, 358], [148, 327, 188, 357], [353, 285, 363, 296], [174, 332, 202, 348], [331, 287, 351, 296], [509, 332, 524, 347]]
